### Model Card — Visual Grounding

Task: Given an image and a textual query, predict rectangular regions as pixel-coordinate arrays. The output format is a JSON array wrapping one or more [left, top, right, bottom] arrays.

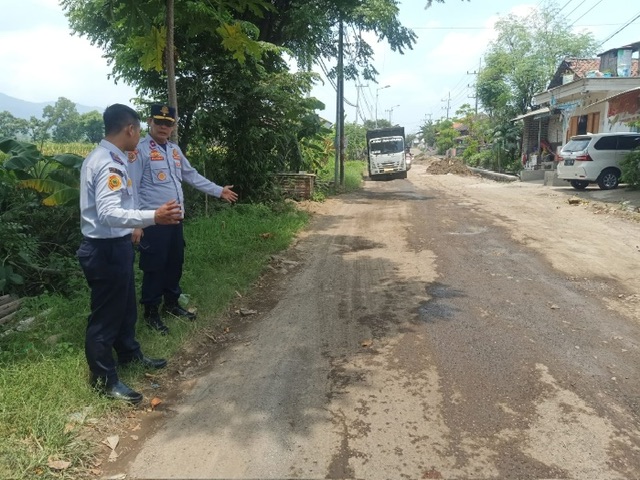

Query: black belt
[[83, 234, 132, 244]]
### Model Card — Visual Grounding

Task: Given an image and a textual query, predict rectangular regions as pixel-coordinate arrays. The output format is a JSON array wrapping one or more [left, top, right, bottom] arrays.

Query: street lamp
[[387, 104, 400, 124], [375, 85, 390, 128]]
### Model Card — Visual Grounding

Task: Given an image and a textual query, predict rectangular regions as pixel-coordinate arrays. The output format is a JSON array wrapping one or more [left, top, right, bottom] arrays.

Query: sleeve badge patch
[[127, 150, 138, 163], [157, 171, 167, 181], [108, 174, 123, 191], [172, 149, 181, 160]]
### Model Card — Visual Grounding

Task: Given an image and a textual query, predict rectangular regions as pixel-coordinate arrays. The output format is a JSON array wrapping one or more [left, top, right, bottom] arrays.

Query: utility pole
[[334, 18, 344, 187], [355, 84, 366, 125], [386, 105, 400, 124], [441, 92, 451, 120], [375, 85, 390, 127], [467, 58, 482, 115], [338, 19, 345, 186]]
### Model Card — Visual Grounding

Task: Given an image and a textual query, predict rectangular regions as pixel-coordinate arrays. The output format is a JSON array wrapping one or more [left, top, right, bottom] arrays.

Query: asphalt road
[[121, 168, 640, 479]]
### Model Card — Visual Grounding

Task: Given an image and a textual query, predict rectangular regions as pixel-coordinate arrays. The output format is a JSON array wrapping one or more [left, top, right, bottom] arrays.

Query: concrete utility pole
[[355, 84, 367, 125], [385, 105, 400, 124], [375, 85, 390, 127], [467, 58, 482, 115], [334, 19, 344, 187], [442, 92, 451, 120]]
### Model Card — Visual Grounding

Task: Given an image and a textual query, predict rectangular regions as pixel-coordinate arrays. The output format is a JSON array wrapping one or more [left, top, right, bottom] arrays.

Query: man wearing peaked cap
[[150, 104, 176, 122], [128, 104, 239, 334]]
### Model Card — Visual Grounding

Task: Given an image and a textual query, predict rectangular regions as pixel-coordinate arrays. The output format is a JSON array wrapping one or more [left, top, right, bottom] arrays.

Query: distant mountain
[[0, 92, 101, 120]]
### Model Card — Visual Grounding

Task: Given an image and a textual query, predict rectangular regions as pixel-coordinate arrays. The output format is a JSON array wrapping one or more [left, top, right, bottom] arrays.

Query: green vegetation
[[418, 1, 597, 173], [620, 147, 640, 189], [0, 130, 369, 477], [0, 203, 308, 479]]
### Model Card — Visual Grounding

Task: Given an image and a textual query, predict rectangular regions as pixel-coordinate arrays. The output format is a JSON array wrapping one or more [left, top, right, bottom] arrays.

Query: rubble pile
[[423, 156, 472, 176]]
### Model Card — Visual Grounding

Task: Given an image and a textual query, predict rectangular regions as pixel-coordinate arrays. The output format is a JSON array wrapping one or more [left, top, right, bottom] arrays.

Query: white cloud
[[0, 24, 136, 108]]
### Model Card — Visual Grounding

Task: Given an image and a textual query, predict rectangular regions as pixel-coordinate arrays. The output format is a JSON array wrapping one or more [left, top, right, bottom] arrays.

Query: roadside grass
[[0, 159, 364, 478], [314, 159, 367, 200], [0, 202, 308, 479]]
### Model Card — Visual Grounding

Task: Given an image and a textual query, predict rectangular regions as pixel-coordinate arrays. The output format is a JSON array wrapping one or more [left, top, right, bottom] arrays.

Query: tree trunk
[[166, 0, 178, 142]]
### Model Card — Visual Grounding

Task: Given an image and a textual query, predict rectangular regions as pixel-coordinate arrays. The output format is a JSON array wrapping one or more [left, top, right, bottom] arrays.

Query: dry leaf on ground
[[47, 457, 71, 471]]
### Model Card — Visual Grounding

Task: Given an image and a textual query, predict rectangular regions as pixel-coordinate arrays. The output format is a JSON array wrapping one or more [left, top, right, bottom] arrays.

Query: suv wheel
[[597, 168, 620, 190], [570, 180, 589, 190]]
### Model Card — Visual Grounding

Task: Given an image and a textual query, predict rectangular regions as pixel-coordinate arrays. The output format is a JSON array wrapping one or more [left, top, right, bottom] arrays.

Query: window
[[594, 136, 618, 150], [369, 138, 404, 155], [563, 138, 590, 152], [577, 115, 588, 135], [616, 135, 640, 150]]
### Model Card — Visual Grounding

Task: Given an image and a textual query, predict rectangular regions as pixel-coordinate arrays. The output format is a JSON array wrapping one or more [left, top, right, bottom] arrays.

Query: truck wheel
[[570, 180, 589, 190], [597, 168, 619, 190]]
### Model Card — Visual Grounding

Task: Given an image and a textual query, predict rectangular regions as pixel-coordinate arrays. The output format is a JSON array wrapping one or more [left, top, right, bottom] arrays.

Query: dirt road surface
[[110, 159, 640, 479]]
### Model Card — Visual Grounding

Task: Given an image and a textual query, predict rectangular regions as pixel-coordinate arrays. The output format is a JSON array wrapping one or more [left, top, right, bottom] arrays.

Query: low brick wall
[[275, 173, 316, 200]]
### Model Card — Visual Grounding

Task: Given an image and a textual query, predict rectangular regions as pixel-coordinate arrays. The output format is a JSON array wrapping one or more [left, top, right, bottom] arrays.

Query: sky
[[1, 0, 639, 134]]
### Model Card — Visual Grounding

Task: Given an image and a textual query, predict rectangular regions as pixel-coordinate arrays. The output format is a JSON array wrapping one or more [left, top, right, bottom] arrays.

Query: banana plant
[[0, 137, 83, 206]]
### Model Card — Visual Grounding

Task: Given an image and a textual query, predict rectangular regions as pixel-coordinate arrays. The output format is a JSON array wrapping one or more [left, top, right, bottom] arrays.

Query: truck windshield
[[370, 138, 404, 155]]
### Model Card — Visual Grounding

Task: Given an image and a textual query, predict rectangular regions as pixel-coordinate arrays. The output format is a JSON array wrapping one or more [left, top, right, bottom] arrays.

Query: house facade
[[517, 42, 640, 169]]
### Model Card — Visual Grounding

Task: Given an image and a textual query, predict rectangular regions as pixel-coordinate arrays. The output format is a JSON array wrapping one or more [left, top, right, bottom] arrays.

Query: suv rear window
[[563, 138, 590, 152], [594, 136, 618, 150], [617, 135, 640, 150]]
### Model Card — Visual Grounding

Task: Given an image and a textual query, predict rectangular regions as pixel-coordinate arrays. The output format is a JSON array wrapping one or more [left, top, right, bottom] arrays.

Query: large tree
[[42, 97, 82, 143], [477, 1, 598, 119], [61, 0, 417, 199]]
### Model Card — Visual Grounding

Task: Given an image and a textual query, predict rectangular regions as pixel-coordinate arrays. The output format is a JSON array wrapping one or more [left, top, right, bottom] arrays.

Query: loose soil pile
[[415, 154, 473, 176]]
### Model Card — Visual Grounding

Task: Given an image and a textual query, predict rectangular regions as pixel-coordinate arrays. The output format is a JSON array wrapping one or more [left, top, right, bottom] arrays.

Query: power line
[[598, 9, 640, 47], [564, 0, 588, 18], [408, 22, 627, 30], [557, 0, 575, 14], [569, 0, 605, 27]]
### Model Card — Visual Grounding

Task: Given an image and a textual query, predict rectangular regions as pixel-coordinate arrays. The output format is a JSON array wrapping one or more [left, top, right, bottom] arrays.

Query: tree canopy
[[476, 1, 598, 119], [60, 0, 417, 199]]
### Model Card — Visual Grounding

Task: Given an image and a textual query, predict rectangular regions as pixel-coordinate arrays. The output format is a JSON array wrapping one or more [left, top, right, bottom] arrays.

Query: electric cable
[[598, 9, 640, 47], [569, 0, 604, 27]]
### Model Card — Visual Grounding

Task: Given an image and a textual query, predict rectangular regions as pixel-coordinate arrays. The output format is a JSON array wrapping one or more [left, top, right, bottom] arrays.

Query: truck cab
[[366, 127, 407, 179]]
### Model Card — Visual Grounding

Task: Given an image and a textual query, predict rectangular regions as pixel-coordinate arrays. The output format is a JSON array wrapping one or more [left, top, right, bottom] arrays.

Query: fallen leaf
[[260, 232, 274, 239], [103, 435, 119, 451], [239, 308, 257, 316], [108, 450, 119, 462], [64, 423, 75, 434], [131, 435, 139, 441], [89, 468, 102, 475], [131, 424, 141, 432], [47, 457, 71, 471], [361, 339, 373, 347], [223, 327, 230, 334], [550, 304, 560, 310], [150, 397, 162, 410]]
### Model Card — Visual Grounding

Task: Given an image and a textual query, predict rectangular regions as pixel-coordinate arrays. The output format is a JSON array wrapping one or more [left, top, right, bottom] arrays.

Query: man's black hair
[[103, 104, 141, 136]]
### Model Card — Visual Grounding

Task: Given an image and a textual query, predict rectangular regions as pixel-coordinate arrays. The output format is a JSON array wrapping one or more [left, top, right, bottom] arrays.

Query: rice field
[[40, 142, 94, 157]]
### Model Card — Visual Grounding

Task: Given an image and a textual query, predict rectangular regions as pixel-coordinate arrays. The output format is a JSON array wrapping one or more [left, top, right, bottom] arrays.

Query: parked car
[[557, 132, 640, 190]]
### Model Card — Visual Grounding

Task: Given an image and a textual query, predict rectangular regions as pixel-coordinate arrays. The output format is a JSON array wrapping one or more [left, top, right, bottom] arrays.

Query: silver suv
[[557, 132, 640, 190]]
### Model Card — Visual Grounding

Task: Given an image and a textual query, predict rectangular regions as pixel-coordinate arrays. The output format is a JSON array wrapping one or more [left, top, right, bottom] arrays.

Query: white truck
[[366, 126, 408, 179]]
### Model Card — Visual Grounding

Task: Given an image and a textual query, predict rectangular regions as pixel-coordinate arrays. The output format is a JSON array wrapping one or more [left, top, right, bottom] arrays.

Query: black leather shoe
[[120, 356, 167, 370], [145, 305, 169, 334], [92, 379, 143, 404], [164, 303, 196, 321], [146, 316, 170, 334]]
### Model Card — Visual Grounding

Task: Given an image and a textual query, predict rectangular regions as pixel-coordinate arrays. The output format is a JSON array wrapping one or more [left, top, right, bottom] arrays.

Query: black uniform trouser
[[77, 235, 142, 385], [138, 223, 184, 307]]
